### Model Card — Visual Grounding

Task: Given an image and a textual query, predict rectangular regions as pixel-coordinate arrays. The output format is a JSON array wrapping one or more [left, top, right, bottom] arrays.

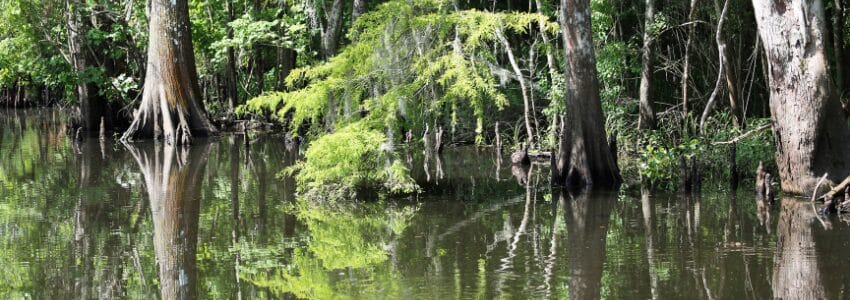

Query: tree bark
[[752, 0, 850, 195], [557, 0, 621, 188], [121, 0, 217, 144], [638, 0, 656, 129]]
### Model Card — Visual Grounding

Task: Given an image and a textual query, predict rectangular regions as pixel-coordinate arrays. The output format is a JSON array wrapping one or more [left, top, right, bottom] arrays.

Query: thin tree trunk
[[557, 0, 621, 188], [681, 0, 698, 124], [226, 0, 239, 114], [277, 0, 297, 91], [321, 0, 344, 59], [121, 0, 217, 144], [699, 0, 731, 133], [638, 0, 656, 129], [66, 0, 108, 135], [752, 0, 850, 195], [717, 0, 743, 129], [536, 0, 558, 87], [353, 0, 367, 22], [497, 28, 535, 146]]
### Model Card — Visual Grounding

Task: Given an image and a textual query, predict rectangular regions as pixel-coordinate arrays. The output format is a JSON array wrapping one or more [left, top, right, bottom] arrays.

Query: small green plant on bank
[[638, 135, 702, 190]]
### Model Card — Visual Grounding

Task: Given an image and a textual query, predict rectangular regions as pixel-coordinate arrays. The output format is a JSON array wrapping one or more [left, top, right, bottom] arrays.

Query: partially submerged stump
[[511, 143, 530, 165], [679, 155, 690, 193], [755, 161, 765, 196], [678, 155, 701, 194], [755, 161, 775, 206]]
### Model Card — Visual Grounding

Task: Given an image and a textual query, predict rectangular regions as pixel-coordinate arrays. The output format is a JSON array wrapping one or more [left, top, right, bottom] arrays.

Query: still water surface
[[2, 108, 850, 299]]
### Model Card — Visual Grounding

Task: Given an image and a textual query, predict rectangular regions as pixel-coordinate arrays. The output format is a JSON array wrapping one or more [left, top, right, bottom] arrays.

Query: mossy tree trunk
[[752, 0, 850, 195], [121, 0, 216, 144]]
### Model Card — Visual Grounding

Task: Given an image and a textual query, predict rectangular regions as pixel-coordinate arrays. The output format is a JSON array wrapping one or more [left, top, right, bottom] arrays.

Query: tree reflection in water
[[559, 189, 616, 300], [8, 109, 850, 299], [126, 142, 211, 300], [772, 199, 826, 299]]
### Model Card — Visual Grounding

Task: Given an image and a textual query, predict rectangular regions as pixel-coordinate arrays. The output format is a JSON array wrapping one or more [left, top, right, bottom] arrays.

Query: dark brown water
[[2, 108, 850, 299]]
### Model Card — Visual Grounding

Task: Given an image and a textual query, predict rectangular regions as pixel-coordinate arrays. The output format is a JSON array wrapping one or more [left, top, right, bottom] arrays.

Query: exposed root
[[176, 119, 192, 146]]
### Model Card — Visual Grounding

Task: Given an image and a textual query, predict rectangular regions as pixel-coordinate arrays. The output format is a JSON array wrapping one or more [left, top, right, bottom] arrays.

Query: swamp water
[[2, 108, 850, 299]]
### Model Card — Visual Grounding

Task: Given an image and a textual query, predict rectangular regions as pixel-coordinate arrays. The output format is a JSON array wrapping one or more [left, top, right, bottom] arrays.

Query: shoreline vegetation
[[2, 0, 848, 204]]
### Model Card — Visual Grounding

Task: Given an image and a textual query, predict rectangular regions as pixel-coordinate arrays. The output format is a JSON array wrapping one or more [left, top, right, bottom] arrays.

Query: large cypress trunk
[[121, 0, 216, 144], [752, 0, 850, 195], [557, 0, 621, 188]]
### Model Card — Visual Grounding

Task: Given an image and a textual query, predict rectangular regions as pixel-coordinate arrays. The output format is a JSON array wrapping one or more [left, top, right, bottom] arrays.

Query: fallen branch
[[712, 123, 772, 145], [817, 174, 850, 201]]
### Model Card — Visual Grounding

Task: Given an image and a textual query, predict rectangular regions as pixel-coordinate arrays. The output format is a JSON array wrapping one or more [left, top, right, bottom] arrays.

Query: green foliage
[[638, 135, 701, 190], [241, 0, 558, 196], [631, 115, 776, 191], [287, 123, 419, 197], [211, 5, 309, 65]]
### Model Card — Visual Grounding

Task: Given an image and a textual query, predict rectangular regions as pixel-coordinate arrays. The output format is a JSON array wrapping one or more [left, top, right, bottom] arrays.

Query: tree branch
[[711, 123, 771, 145]]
